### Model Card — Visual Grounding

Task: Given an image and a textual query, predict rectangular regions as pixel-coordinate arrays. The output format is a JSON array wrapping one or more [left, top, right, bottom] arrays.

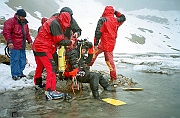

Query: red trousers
[[34, 52, 57, 91], [89, 48, 117, 80]]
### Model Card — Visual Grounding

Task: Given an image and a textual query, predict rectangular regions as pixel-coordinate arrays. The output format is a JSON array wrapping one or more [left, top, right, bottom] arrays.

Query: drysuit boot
[[99, 75, 115, 92], [92, 90, 100, 99], [89, 73, 100, 99], [65, 93, 73, 102]]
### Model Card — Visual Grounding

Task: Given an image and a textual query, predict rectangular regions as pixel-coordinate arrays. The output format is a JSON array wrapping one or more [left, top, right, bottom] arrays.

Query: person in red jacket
[[32, 12, 72, 100], [89, 6, 126, 87], [2, 9, 32, 80], [38, 17, 48, 32]]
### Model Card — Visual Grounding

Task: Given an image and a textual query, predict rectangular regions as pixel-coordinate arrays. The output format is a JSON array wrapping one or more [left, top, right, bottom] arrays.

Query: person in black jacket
[[60, 7, 82, 39], [63, 39, 115, 99]]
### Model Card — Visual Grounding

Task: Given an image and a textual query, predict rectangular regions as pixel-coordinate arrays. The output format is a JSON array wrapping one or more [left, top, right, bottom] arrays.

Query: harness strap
[[71, 76, 79, 94]]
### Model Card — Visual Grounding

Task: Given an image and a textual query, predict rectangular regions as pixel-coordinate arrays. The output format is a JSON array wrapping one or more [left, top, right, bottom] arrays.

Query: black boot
[[65, 93, 73, 102], [92, 90, 100, 99], [35, 77, 46, 90], [36, 77, 42, 85]]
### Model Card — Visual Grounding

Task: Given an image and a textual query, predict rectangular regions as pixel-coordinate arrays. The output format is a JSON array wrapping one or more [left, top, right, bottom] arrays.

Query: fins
[[102, 98, 126, 106]]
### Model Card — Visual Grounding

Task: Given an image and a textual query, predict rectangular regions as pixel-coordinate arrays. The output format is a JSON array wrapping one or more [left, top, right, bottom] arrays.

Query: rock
[[28, 70, 35, 79], [0, 16, 6, 25], [0, 54, 10, 65]]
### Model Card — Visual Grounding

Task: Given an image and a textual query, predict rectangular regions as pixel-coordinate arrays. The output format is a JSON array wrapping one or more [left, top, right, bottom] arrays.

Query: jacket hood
[[102, 6, 114, 17], [41, 17, 48, 25], [58, 12, 71, 31]]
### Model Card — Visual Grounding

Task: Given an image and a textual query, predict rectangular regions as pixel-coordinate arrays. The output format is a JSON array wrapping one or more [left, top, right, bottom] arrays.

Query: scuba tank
[[58, 46, 66, 72]]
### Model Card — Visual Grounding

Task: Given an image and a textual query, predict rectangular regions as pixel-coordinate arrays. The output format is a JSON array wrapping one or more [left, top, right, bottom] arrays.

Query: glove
[[77, 71, 85, 77], [58, 71, 65, 81], [57, 39, 71, 46], [87, 42, 93, 48], [64, 27, 72, 38], [69, 68, 79, 77], [114, 10, 122, 17], [88, 46, 94, 54]]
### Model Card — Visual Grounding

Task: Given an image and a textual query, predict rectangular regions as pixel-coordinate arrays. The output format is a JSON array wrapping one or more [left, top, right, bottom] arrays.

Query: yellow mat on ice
[[123, 88, 143, 91], [102, 98, 126, 106]]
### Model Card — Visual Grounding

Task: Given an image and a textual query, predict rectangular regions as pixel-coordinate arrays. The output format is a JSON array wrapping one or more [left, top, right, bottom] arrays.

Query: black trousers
[[77, 71, 109, 91]]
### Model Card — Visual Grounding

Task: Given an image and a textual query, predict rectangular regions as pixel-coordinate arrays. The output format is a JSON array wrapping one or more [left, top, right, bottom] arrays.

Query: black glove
[[57, 39, 71, 46], [64, 27, 72, 38], [58, 71, 65, 81], [87, 42, 93, 48]]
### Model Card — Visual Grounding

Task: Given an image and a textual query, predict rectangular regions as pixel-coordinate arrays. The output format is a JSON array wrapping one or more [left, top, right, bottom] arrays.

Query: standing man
[[32, 12, 72, 100], [89, 6, 126, 87], [2, 9, 32, 80]]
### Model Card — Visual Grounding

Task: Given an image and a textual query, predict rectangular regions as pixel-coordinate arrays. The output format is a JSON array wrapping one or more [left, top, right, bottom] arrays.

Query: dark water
[[0, 63, 180, 118]]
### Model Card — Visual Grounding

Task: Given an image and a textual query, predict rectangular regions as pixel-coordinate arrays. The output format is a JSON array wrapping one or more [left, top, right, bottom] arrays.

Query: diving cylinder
[[58, 46, 66, 72]]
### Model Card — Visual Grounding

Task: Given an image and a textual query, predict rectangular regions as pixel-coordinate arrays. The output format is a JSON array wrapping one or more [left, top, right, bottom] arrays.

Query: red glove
[[69, 68, 79, 77], [88, 46, 94, 54]]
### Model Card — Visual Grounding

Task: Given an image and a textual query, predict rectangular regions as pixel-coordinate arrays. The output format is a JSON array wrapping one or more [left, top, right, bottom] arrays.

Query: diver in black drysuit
[[63, 39, 115, 99]]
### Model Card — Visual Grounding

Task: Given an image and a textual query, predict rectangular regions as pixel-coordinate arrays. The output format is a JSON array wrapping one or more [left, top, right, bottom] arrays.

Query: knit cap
[[16, 9, 26, 17]]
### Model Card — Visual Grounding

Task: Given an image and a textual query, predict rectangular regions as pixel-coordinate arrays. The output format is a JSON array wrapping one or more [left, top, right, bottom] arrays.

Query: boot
[[12, 76, 21, 81], [35, 77, 46, 90], [65, 93, 73, 102], [111, 79, 118, 88], [92, 90, 100, 99], [45, 90, 65, 100]]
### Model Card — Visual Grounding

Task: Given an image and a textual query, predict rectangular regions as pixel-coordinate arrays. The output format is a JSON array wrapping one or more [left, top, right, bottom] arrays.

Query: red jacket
[[2, 14, 32, 50], [32, 12, 71, 54], [94, 6, 126, 52]]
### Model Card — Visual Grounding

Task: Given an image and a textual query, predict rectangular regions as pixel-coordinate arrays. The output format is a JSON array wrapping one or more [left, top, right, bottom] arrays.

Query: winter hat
[[60, 7, 73, 16], [16, 9, 26, 17]]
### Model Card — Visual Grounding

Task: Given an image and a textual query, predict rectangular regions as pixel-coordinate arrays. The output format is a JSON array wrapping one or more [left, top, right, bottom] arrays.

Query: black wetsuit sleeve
[[71, 18, 82, 37]]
